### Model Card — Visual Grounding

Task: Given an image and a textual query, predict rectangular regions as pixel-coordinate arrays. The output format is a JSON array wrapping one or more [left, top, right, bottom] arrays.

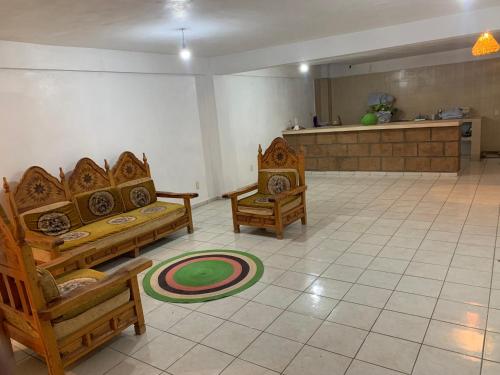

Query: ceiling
[[309, 33, 488, 67], [1, 0, 499, 57]]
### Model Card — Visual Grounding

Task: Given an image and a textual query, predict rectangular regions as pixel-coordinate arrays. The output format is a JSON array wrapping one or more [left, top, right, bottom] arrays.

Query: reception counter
[[283, 120, 461, 173]]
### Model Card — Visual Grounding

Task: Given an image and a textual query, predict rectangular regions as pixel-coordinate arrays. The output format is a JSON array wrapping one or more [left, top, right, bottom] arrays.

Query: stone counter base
[[284, 127, 460, 173]]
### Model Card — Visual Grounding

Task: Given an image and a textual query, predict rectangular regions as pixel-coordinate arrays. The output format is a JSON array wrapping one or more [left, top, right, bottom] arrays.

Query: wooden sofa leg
[[40, 327, 65, 375], [275, 204, 284, 239], [184, 197, 194, 234], [130, 278, 146, 336], [301, 214, 307, 225], [300, 193, 307, 225], [46, 355, 65, 375], [129, 248, 140, 258], [230, 197, 240, 233]]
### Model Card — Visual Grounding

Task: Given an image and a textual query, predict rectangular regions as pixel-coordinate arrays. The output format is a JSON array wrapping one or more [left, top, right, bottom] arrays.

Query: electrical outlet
[[250, 165, 254, 172], [195, 181, 200, 190]]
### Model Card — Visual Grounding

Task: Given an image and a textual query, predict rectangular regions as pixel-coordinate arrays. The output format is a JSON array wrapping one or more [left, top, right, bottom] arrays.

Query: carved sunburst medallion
[[25, 177, 52, 203], [271, 145, 289, 167], [122, 162, 137, 179]]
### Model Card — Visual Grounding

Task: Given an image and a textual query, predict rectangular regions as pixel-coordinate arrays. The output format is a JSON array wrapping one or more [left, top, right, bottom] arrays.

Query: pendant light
[[472, 32, 500, 57], [179, 28, 191, 61]]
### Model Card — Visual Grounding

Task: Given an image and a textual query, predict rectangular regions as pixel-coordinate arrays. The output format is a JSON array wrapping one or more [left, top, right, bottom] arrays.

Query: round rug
[[143, 250, 264, 303]]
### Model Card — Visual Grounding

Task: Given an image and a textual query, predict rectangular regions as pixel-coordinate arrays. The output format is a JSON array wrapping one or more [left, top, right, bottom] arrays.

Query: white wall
[[214, 74, 314, 192], [0, 41, 315, 203], [0, 69, 210, 202]]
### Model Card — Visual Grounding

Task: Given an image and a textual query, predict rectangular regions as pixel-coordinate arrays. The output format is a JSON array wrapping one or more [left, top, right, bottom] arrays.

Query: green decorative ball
[[361, 113, 378, 125]]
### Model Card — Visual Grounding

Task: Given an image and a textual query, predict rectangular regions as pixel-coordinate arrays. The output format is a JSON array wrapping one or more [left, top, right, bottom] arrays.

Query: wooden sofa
[[223, 137, 307, 239], [3, 151, 198, 267], [0, 203, 152, 375]]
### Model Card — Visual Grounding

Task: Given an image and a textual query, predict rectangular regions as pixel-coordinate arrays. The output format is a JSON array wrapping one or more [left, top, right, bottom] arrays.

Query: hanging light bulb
[[179, 28, 191, 61], [472, 32, 500, 57], [299, 63, 309, 73]]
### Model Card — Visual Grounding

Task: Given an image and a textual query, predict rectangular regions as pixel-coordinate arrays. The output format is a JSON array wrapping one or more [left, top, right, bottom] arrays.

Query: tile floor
[[13, 159, 500, 375]]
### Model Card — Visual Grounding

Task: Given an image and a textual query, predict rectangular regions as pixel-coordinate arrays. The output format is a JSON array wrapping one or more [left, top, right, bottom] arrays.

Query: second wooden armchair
[[223, 137, 307, 239]]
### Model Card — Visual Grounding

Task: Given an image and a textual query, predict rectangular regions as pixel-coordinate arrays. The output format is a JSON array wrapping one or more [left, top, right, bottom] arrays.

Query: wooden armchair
[[223, 137, 307, 239], [0, 203, 152, 375]]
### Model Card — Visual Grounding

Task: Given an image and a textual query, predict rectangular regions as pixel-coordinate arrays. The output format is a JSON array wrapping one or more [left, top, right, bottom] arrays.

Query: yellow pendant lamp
[[472, 32, 500, 56]]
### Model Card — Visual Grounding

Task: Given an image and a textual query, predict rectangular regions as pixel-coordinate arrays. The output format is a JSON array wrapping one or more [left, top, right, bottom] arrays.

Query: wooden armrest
[[156, 191, 198, 199], [39, 258, 152, 320], [41, 247, 99, 274], [268, 185, 307, 203], [222, 183, 258, 198], [24, 230, 64, 250]]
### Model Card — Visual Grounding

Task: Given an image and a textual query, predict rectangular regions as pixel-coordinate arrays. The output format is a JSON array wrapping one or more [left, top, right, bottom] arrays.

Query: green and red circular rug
[[143, 249, 264, 303]]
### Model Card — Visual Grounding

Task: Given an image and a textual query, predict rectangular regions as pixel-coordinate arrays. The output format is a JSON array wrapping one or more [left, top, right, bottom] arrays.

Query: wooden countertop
[[282, 119, 464, 135]]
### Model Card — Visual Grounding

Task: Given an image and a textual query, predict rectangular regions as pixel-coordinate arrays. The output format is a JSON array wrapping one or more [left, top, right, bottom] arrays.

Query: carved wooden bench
[[3, 151, 198, 267]]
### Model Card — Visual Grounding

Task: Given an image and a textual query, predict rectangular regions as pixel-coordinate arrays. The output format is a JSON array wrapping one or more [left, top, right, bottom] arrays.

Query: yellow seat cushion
[[54, 269, 127, 321], [53, 290, 130, 339], [58, 201, 186, 251], [237, 193, 301, 216]]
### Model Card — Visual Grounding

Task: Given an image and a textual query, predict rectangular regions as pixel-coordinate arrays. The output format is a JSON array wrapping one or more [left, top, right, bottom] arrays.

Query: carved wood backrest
[[8, 166, 68, 215], [0, 204, 44, 329], [65, 157, 112, 196], [111, 151, 151, 186], [258, 137, 305, 185]]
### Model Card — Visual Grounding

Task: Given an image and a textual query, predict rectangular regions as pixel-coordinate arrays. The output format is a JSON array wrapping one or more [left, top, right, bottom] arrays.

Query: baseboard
[[305, 171, 459, 177]]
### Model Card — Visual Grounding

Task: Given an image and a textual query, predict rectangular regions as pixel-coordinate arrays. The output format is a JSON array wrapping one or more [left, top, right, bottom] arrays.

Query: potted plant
[[370, 103, 398, 124]]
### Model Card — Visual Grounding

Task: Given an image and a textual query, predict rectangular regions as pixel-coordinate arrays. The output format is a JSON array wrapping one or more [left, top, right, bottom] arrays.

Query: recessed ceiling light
[[299, 63, 309, 73]]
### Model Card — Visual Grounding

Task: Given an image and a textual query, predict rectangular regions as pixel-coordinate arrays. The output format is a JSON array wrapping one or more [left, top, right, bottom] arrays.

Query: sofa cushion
[[53, 289, 130, 339], [238, 193, 301, 216], [22, 201, 82, 236], [58, 201, 186, 251], [54, 268, 127, 321], [74, 188, 124, 224], [119, 178, 157, 211], [36, 267, 60, 303], [258, 169, 298, 195]]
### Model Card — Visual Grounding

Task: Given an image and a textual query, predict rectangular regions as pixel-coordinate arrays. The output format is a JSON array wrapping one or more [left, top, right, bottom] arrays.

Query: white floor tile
[[202, 321, 260, 356], [412, 345, 481, 375], [356, 332, 420, 373], [308, 321, 368, 357], [284, 345, 351, 375], [286, 292, 338, 319], [327, 301, 381, 330], [266, 311, 322, 343], [240, 333, 302, 373], [372, 310, 429, 342], [424, 320, 484, 358], [167, 344, 234, 375]]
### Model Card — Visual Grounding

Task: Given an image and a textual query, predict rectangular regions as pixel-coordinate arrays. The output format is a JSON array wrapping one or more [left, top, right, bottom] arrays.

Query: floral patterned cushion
[[22, 201, 83, 236], [74, 188, 124, 224], [258, 169, 299, 195], [118, 178, 157, 211]]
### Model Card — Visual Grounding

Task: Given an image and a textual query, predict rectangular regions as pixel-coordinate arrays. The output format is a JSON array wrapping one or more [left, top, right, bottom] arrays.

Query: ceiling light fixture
[[299, 63, 310, 73], [179, 28, 191, 61], [472, 32, 500, 56]]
